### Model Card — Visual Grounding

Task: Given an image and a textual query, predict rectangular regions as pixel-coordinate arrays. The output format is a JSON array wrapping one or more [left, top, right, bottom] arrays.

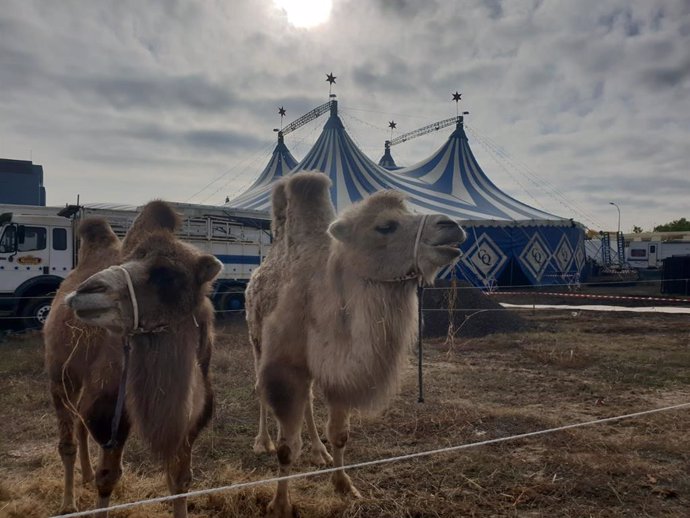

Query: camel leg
[[305, 383, 332, 466], [263, 367, 308, 518], [254, 398, 276, 454], [327, 404, 361, 499], [267, 416, 304, 518], [50, 380, 80, 514], [166, 441, 193, 518], [94, 445, 125, 517], [252, 338, 276, 454], [77, 420, 94, 485]]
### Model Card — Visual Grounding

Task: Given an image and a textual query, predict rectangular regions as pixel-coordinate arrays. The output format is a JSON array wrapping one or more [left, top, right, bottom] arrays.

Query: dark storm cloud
[[184, 129, 263, 151], [639, 60, 690, 89], [65, 74, 238, 113], [483, 0, 504, 20], [597, 7, 642, 36], [115, 122, 265, 153]]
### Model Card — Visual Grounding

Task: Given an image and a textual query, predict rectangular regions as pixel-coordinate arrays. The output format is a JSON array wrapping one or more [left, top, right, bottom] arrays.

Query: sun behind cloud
[[274, 0, 332, 28]]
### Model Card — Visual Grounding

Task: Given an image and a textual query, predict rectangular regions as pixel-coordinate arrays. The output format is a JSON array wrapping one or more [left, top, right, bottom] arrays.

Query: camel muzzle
[[65, 290, 119, 323]]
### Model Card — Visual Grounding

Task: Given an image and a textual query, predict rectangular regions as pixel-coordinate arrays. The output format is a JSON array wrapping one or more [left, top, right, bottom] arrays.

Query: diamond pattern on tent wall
[[574, 238, 585, 272], [554, 235, 574, 272], [462, 233, 508, 283], [519, 233, 551, 281]]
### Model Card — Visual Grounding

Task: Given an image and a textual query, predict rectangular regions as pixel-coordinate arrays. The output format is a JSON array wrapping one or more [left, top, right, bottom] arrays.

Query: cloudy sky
[[1, 0, 688, 231]]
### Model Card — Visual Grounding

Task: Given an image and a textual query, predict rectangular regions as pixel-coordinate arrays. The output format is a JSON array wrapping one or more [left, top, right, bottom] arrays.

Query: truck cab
[[0, 210, 73, 328]]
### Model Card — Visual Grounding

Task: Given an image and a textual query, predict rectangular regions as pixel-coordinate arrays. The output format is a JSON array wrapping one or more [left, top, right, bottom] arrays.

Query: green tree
[[632, 225, 643, 233], [653, 218, 690, 232]]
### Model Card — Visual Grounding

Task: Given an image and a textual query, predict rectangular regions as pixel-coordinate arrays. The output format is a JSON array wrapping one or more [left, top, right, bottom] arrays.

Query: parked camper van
[[626, 241, 690, 269], [0, 203, 271, 328]]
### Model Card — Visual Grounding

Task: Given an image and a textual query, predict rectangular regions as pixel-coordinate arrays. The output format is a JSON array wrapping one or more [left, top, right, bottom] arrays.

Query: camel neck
[[125, 324, 201, 458]]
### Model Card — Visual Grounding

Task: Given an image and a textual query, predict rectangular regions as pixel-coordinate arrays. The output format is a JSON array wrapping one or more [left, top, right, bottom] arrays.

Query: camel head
[[328, 191, 466, 284], [66, 234, 222, 333]]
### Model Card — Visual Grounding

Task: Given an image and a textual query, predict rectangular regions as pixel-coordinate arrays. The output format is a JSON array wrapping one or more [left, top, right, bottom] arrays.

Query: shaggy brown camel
[[46, 201, 222, 518], [44, 217, 123, 515], [245, 182, 332, 466], [250, 172, 466, 517]]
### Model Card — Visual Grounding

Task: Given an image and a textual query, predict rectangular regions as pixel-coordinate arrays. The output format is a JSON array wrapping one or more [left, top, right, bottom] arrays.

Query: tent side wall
[[450, 223, 585, 288]]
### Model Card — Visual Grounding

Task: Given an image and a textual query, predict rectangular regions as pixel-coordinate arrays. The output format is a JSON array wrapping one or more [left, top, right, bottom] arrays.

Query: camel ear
[[196, 255, 223, 285], [328, 219, 351, 243]]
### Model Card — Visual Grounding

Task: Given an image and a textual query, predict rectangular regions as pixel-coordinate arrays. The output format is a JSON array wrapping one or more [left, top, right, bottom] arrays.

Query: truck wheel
[[219, 289, 245, 318], [21, 298, 53, 330]]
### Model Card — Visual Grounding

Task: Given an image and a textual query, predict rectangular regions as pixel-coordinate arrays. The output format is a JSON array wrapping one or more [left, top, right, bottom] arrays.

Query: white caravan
[[626, 241, 690, 269], [0, 202, 271, 328]]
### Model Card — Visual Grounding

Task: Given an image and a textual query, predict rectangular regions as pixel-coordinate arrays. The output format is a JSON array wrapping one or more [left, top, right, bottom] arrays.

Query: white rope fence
[[53, 402, 690, 518]]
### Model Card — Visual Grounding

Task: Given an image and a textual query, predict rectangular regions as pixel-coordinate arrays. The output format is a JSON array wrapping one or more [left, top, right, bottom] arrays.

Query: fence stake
[[417, 285, 424, 403]]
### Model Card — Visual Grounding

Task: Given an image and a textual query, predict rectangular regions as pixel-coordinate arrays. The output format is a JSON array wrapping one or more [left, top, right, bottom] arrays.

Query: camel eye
[[375, 221, 398, 235]]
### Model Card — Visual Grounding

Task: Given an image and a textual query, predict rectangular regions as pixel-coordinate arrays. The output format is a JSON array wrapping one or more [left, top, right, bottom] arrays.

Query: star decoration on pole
[[326, 72, 336, 95], [278, 106, 286, 130], [452, 91, 462, 116], [388, 120, 397, 140]]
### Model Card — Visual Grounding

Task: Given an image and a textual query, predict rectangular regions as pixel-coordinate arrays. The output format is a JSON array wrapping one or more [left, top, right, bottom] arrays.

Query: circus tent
[[227, 100, 585, 288], [225, 132, 298, 210], [378, 146, 401, 170]]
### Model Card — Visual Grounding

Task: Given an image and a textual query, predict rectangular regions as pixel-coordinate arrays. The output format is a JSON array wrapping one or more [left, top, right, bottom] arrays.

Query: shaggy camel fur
[[44, 218, 124, 515], [46, 201, 222, 518], [245, 184, 332, 466], [250, 172, 466, 517]]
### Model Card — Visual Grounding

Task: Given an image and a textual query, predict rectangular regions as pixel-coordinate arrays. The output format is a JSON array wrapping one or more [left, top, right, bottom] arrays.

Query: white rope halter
[[376, 214, 429, 285], [112, 265, 140, 332], [112, 264, 197, 334]]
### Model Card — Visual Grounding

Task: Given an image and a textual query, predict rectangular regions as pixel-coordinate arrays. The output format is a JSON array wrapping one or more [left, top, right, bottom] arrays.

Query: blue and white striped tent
[[228, 101, 585, 287], [378, 146, 401, 170], [226, 132, 298, 210]]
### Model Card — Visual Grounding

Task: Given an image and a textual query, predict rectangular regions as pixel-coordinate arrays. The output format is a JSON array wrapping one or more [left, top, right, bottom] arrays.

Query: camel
[[245, 182, 332, 466], [45, 201, 222, 518], [44, 217, 123, 515], [249, 172, 466, 517]]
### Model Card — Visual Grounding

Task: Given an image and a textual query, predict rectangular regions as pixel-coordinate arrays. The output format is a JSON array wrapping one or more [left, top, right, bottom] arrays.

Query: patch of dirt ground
[[1, 310, 689, 517]]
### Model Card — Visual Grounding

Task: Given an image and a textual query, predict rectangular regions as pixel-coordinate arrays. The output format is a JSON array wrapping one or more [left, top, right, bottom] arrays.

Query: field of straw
[[1, 309, 690, 517]]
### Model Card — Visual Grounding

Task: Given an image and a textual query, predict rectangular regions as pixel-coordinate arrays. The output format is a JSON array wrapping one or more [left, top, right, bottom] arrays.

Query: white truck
[[0, 202, 271, 329], [626, 240, 690, 269]]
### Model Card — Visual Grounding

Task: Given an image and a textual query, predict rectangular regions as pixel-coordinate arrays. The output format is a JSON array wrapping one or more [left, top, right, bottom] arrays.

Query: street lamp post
[[609, 202, 621, 234]]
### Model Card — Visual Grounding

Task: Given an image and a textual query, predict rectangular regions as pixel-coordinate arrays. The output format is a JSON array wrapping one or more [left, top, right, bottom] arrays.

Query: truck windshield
[[0, 225, 16, 253]]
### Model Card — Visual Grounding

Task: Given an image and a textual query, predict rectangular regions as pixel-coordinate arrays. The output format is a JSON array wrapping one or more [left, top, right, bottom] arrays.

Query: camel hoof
[[332, 473, 362, 499], [309, 444, 333, 466], [254, 436, 276, 455], [82, 470, 95, 486], [59, 504, 78, 515], [267, 498, 297, 518]]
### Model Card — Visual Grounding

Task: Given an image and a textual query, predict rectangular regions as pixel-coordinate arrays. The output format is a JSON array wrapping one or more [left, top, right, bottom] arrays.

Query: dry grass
[[1, 310, 690, 517]]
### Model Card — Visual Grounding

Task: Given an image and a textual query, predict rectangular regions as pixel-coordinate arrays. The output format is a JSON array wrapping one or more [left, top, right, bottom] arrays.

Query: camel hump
[[77, 217, 118, 246], [122, 200, 182, 254], [135, 200, 182, 232], [284, 172, 336, 240]]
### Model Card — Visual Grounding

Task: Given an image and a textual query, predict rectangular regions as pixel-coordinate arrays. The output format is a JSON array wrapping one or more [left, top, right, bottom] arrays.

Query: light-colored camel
[[46, 201, 222, 518], [250, 172, 466, 517], [245, 184, 332, 466]]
